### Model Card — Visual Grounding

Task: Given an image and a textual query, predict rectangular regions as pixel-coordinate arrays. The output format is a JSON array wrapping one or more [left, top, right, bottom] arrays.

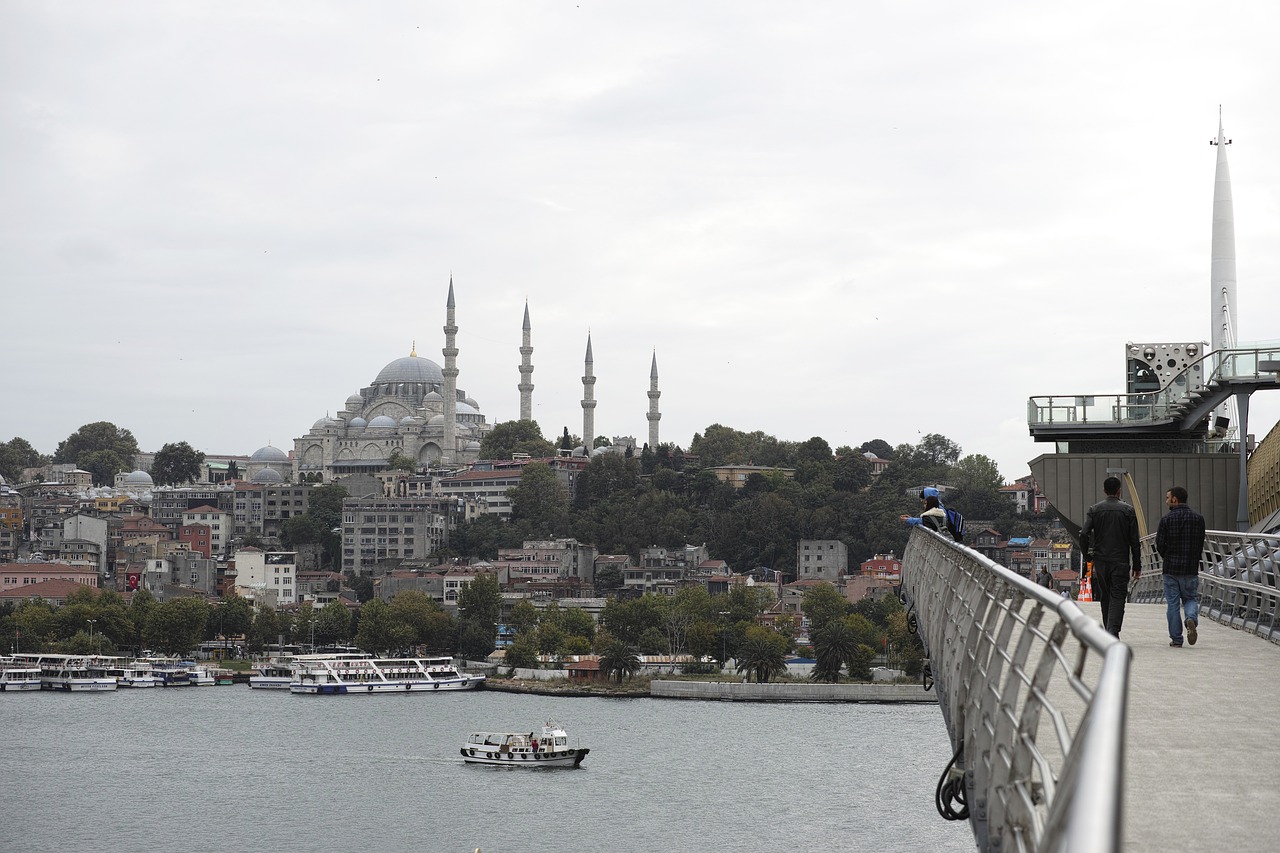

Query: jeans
[[1164, 573, 1200, 644]]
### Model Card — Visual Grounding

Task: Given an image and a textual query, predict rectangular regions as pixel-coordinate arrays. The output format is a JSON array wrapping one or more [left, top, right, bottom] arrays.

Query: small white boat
[[115, 661, 160, 688], [186, 663, 216, 687], [461, 722, 589, 768], [0, 657, 43, 692], [290, 655, 484, 695]]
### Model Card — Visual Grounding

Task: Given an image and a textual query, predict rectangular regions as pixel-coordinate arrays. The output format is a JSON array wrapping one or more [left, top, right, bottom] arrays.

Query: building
[[1, 562, 99, 592], [149, 485, 233, 534], [709, 465, 796, 489], [340, 496, 453, 576], [233, 548, 298, 605], [231, 481, 312, 542], [859, 553, 902, 583], [796, 540, 848, 582], [492, 539, 598, 588], [181, 506, 232, 557]]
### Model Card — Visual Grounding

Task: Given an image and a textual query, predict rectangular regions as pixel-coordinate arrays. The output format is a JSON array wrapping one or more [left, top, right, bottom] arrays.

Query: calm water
[[1, 687, 972, 853]]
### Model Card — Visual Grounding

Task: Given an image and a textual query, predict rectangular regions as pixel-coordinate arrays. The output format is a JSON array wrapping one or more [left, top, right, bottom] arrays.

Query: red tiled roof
[[0, 578, 94, 600]]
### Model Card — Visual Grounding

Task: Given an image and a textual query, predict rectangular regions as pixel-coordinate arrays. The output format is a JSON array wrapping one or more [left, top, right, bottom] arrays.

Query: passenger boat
[[11, 653, 120, 692], [186, 663, 216, 687], [250, 659, 297, 690], [114, 661, 160, 688], [148, 658, 193, 687], [461, 721, 588, 767], [0, 657, 43, 692], [290, 655, 484, 695]]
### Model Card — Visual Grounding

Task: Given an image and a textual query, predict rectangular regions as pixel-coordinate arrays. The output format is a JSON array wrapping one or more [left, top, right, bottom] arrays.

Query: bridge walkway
[[1080, 601, 1279, 851]]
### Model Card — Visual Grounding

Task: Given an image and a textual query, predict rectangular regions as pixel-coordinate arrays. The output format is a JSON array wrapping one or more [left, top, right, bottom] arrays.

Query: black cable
[[935, 743, 969, 821]]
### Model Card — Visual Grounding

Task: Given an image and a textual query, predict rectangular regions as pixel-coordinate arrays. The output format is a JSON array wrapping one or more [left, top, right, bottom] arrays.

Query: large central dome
[[374, 354, 444, 385]]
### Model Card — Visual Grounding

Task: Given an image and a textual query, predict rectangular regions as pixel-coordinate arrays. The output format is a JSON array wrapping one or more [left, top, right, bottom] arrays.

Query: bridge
[[901, 526, 1280, 852]]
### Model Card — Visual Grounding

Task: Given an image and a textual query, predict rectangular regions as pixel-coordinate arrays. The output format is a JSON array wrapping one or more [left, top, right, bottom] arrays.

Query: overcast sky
[[4, 2, 1280, 480]]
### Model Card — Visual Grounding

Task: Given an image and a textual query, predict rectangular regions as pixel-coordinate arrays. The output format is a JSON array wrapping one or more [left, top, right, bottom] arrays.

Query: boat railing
[[901, 527, 1131, 853], [1131, 529, 1280, 642]]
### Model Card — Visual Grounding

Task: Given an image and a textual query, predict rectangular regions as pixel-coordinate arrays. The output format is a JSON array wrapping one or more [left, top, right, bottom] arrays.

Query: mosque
[[292, 280, 663, 482]]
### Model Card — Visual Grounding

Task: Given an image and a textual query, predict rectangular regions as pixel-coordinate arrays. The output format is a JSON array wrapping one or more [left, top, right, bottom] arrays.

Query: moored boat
[[461, 721, 588, 767], [290, 655, 484, 695], [249, 658, 298, 690], [11, 653, 120, 692], [0, 657, 43, 692], [115, 660, 160, 688]]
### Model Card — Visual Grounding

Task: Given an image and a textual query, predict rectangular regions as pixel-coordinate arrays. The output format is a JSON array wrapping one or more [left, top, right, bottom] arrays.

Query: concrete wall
[[650, 680, 934, 703]]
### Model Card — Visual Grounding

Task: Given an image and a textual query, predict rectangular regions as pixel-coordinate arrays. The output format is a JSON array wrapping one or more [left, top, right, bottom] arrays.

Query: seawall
[[649, 680, 935, 703]]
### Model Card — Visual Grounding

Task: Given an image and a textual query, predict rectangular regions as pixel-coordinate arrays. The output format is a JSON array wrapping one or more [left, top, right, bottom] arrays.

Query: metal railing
[[1132, 530, 1280, 642], [901, 528, 1131, 853], [1027, 343, 1280, 429]]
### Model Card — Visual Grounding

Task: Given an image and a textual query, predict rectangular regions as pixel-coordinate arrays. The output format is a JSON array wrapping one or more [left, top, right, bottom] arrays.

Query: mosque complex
[[290, 279, 663, 482]]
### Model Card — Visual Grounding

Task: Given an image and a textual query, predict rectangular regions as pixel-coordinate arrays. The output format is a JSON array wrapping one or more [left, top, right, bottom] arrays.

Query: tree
[[53, 422, 140, 469], [315, 600, 353, 646], [281, 514, 325, 547], [79, 449, 126, 487], [151, 441, 206, 486], [505, 636, 538, 670], [598, 638, 641, 683], [354, 598, 414, 655], [800, 583, 850, 635], [507, 600, 541, 636], [458, 574, 502, 632], [507, 462, 569, 536], [142, 597, 210, 655], [386, 450, 417, 472], [811, 618, 858, 682], [478, 420, 556, 460], [389, 590, 445, 646], [0, 437, 44, 483], [735, 625, 788, 683]]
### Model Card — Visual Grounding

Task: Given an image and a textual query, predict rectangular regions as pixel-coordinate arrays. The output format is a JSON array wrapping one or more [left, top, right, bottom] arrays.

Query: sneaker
[[1186, 617, 1198, 646], [1169, 641, 1182, 648]]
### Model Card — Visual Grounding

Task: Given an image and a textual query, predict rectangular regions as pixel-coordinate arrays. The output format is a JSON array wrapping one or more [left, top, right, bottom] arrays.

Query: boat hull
[[0, 680, 42, 692], [461, 747, 589, 768], [291, 677, 483, 695], [42, 678, 118, 692]]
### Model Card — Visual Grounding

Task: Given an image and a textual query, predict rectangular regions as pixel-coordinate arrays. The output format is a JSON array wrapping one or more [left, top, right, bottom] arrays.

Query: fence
[[901, 527, 1131, 853]]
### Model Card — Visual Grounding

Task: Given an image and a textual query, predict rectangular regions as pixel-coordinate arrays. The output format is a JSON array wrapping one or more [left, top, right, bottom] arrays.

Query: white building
[[233, 548, 297, 605]]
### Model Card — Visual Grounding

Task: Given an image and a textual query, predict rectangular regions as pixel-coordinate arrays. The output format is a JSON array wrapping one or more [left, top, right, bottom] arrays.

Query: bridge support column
[[1236, 391, 1250, 531]]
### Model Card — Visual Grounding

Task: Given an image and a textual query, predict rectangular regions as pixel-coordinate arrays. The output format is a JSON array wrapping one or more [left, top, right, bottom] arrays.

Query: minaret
[[581, 333, 596, 451], [646, 350, 661, 449], [518, 301, 534, 421], [442, 278, 459, 463], [1210, 107, 1237, 354]]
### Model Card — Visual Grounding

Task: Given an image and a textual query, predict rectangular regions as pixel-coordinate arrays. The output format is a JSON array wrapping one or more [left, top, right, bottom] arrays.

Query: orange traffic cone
[[1078, 566, 1093, 602]]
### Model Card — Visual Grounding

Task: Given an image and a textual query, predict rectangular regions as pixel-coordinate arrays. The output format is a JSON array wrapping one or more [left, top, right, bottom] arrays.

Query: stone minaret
[[518, 301, 534, 421], [581, 333, 596, 450], [646, 350, 661, 449], [442, 278, 459, 463], [1210, 107, 1237, 354]]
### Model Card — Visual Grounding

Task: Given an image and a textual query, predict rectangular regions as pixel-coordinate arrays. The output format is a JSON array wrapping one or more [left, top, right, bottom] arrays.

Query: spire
[[647, 349, 661, 449], [410, 340, 417, 357], [1210, 106, 1237, 353], [581, 332, 596, 450], [442, 278, 459, 463], [518, 300, 534, 421]]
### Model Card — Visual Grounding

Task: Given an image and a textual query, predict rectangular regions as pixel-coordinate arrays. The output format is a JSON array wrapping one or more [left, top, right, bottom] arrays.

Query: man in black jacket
[[1156, 485, 1206, 647], [1079, 476, 1141, 637]]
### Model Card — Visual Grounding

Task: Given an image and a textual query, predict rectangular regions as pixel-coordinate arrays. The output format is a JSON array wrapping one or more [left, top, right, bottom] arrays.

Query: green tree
[[735, 625, 788, 683], [53, 422, 140, 469], [345, 573, 374, 603], [142, 597, 210, 655], [315, 600, 353, 646], [10, 599, 57, 651], [389, 590, 445, 647], [507, 600, 541, 636], [811, 618, 858, 682], [508, 462, 570, 536], [505, 636, 538, 670], [457, 619, 496, 661], [801, 583, 851, 635], [215, 595, 254, 639], [354, 598, 414, 654], [478, 420, 557, 460], [281, 514, 325, 547], [598, 638, 641, 683], [386, 450, 417, 472], [0, 437, 44, 482], [151, 441, 206, 486], [458, 574, 502, 632], [79, 449, 126, 487]]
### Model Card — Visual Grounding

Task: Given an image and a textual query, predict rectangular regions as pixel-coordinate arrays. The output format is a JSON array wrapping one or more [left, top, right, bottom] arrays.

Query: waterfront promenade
[[1100, 602, 1280, 852]]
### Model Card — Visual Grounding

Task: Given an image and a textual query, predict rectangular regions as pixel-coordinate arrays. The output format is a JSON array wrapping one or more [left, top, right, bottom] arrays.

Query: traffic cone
[[1078, 565, 1093, 602]]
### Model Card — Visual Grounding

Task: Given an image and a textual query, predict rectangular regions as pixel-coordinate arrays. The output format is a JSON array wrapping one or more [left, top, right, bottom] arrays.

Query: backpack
[[943, 507, 965, 542]]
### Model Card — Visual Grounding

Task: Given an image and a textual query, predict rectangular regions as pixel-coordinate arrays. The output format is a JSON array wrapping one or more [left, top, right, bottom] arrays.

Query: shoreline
[[484, 678, 936, 703]]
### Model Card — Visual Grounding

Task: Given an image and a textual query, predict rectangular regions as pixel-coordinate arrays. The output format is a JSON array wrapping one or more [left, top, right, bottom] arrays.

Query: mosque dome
[[312, 415, 337, 430], [465, 440, 481, 451], [463, 396, 479, 408], [345, 393, 365, 413], [251, 467, 284, 484], [428, 414, 445, 426], [250, 445, 289, 464], [456, 401, 477, 415], [374, 355, 444, 385], [349, 416, 368, 428], [399, 415, 420, 426], [423, 390, 443, 403], [367, 415, 398, 429], [124, 470, 154, 487]]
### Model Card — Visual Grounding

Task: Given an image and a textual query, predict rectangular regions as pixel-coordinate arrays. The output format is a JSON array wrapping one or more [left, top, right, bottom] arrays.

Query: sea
[[0, 687, 974, 853]]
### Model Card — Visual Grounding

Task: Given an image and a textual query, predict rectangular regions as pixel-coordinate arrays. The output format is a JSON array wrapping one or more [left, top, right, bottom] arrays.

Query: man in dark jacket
[[1156, 485, 1206, 647], [1079, 476, 1141, 637]]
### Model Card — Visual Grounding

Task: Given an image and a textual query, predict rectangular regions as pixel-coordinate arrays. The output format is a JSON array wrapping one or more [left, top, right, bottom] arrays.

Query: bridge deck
[[1088, 602, 1279, 851]]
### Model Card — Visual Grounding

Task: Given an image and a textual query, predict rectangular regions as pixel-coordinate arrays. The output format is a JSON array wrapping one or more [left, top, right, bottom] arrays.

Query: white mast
[[1210, 106, 1237, 354]]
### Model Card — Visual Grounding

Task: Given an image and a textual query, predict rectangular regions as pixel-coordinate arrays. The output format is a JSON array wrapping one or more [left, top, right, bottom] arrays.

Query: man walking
[[1156, 485, 1206, 647], [1079, 476, 1141, 637]]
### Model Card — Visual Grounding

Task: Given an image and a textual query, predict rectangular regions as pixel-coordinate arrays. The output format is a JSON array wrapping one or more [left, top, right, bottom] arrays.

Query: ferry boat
[[147, 658, 193, 687], [11, 654, 120, 692], [290, 655, 484, 695], [186, 663, 216, 687], [0, 657, 43, 692], [250, 659, 298, 690], [114, 660, 160, 688], [461, 722, 588, 767]]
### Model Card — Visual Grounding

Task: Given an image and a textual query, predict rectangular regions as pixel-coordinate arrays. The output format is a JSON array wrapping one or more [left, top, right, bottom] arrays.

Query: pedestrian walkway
[[1105, 602, 1280, 852]]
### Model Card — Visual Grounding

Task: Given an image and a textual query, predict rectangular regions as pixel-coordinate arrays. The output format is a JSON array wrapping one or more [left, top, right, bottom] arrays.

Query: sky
[[4, 2, 1280, 481]]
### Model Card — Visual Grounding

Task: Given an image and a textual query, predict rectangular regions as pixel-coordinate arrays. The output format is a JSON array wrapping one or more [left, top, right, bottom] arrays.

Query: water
[[0, 688, 973, 853]]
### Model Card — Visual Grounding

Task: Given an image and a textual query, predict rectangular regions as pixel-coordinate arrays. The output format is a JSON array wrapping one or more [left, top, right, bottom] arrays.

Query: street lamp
[[87, 619, 97, 655]]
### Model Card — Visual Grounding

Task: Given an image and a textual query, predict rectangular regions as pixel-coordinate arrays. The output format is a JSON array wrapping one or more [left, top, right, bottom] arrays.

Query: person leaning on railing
[[1079, 476, 1142, 638], [1156, 485, 1206, 648]]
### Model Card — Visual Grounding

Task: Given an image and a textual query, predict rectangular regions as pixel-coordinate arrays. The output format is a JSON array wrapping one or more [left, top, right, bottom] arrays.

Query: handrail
[[1028, 343, 1280, 429], [1132, 529, 1280, 642], [901, 528, 1131, 852]]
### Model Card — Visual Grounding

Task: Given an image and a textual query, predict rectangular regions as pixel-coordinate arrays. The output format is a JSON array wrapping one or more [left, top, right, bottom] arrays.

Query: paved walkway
[[1108, 602, 1280, 852]]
